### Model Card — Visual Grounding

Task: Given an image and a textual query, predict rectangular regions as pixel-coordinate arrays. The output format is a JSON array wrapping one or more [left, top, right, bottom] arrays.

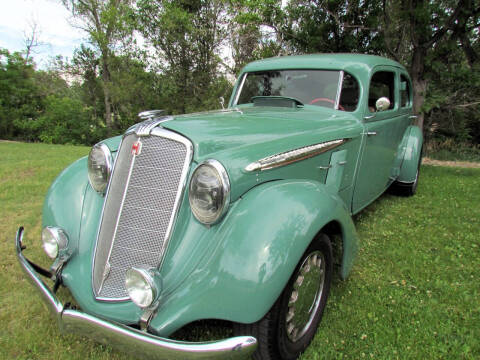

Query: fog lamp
[[125, 266, 162, 309], [41, 226, 68, 259]]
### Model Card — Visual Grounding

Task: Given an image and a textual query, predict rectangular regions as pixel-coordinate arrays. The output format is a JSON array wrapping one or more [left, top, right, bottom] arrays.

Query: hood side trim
[[245, 139, 349, 172]]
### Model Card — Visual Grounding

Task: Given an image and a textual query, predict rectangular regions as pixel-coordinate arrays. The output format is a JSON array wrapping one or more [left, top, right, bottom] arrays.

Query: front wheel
[[234, 234, 333, 360]]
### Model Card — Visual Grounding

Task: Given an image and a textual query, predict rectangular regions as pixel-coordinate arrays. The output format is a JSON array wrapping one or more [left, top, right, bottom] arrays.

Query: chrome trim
[[92, 127, 193, 301], [285, 250, 325, 342], [334, 71, 344, 110], [135, 116, 174, 137], [41, 226, 69, 260], [138, 110, 165, 120], [245, 139, 348, 172], [317, 165, 332, 170], [150, 127, 194, 270], [189, 159, 231, 225], [126, 266, 163, 309], [15, 227, 258, 360], [233, 73, 247, 106], [91, 135, 129, 302], [364, 114, 375, 120], [96, 137, 138, 299], [88, 142, 113, 194]]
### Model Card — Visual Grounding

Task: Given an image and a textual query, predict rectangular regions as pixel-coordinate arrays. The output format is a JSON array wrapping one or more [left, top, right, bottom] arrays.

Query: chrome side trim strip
[[245, 139, 348, 172], [15, 227, 258, 360]]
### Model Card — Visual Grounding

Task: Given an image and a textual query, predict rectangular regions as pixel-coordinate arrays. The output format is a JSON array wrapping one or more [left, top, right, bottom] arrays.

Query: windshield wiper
[[251, 96, 304, 108]]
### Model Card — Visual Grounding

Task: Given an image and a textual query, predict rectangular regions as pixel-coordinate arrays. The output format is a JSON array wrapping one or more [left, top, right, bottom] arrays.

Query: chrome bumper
[[15, 227, 257, 360]]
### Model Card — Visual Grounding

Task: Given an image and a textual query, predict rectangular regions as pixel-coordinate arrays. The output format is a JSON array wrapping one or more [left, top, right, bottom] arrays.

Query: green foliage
[[137, 0, 230, 114], [1, 0, 479, 148], [0, 49, 43, 139], [37, 96, 103, 145]]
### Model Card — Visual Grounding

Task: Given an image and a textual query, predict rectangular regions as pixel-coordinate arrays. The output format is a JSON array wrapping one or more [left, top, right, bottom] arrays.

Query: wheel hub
[[285, 250, 325, 342]]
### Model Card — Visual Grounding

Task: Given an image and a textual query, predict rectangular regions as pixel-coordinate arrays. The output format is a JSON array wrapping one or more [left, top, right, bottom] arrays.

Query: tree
[[0, 49, 43, 140], [381, 0, 480, 129], [137, 0, 228, 113], [61, 0, 135, 133]]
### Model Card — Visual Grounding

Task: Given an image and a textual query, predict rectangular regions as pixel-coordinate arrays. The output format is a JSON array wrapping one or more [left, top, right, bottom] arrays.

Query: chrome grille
[[92, 129, 192, 300]]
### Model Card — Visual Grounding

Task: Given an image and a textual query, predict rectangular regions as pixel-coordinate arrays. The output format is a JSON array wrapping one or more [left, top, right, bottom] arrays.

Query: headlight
[[189, 159, 230, 225], [87, 143, 112, 193], [125, 266, 162, 309], [41, 226, 68, 259]]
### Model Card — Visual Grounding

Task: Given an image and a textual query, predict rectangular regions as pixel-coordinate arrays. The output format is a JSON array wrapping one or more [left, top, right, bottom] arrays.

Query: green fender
[[150, 179, 358, 336], [397, 125, 423, 183], [42, 157, 88, 249]]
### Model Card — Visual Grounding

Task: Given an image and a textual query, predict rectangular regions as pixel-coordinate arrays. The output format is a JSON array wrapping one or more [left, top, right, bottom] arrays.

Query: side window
[[400, 75, 411, 107], [339, 72, 360, 112], [368, 71, 395, 112]]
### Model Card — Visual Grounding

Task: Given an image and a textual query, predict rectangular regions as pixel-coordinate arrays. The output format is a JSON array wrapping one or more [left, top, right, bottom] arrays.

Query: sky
[[0, 0, 84, 67]]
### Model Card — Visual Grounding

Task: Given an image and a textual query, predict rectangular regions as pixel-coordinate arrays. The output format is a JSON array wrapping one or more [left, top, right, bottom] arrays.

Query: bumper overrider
[[15, 227, 257, 360]]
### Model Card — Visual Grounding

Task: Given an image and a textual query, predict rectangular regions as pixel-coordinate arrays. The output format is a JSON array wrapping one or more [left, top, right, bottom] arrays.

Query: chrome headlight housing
[[87, 143, 112, 193], [189, 159, 230, 225], [41, 226, 68, 259], [125, 266, 162, 309]]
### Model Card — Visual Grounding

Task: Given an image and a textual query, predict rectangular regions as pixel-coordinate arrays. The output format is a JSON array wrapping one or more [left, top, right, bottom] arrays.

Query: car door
[[352, 66, 406, 213]]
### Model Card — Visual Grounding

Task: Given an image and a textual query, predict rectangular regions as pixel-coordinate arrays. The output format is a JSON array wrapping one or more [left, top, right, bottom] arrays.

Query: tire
[[234, 234, 333, 360]]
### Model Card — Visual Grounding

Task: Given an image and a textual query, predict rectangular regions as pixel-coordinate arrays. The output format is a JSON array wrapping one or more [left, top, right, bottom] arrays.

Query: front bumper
[[15, 227, 257, 360]]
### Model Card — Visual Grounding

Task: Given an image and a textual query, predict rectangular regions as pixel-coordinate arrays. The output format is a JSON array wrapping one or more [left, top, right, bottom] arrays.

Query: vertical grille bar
[[92, 128, 192, 300]]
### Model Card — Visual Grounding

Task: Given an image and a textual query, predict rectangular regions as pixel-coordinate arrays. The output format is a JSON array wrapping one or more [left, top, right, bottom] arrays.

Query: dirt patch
[[423, 157, 480, 168]]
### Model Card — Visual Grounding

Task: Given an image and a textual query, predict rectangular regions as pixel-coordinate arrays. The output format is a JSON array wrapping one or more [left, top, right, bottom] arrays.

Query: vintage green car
[[15, 54, 423, 360]]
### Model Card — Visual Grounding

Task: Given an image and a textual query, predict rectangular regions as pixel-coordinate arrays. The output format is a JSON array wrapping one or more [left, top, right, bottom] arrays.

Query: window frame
[[367, 70, 397, 114]]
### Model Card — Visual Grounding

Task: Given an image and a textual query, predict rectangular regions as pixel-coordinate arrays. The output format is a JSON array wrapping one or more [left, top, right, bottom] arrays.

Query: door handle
[[362, 131, 377, 136], [409, 115, 418, 119]]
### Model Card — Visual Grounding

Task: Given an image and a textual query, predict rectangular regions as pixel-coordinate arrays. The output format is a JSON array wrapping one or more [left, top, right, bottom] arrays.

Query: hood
[[161, 106, 362, 201], [162, 106, 360, 161]]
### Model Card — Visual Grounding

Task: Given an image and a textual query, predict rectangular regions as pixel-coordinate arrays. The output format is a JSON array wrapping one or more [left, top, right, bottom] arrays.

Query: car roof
[[241, 54, 406, 75]]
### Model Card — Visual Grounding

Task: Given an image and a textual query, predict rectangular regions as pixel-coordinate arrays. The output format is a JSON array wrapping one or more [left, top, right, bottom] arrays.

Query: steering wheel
[[309, 97, 345, 111]]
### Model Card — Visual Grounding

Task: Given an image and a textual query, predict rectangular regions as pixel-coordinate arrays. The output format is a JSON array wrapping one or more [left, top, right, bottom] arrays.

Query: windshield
[[235, 70, 341, 109]]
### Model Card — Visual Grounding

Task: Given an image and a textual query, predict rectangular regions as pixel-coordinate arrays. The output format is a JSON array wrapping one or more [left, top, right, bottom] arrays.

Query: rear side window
[[369, 71, 395, 111], [339, 73, 360, 112], [400, 75, 411, 107]]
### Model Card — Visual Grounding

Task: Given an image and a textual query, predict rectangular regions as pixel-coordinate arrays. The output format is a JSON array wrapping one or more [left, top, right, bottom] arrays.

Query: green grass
[[1, 141, 479, 359]]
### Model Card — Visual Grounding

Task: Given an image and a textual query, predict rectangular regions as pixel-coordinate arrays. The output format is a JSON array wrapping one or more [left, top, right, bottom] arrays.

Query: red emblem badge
[[131, 141, 142, 156]]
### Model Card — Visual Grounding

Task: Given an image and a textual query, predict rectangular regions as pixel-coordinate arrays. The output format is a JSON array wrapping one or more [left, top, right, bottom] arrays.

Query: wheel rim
[[285, 250, 326, 342]]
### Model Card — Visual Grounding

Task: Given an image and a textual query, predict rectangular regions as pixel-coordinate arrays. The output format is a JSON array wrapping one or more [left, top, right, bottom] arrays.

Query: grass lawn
[[1, 141, 479, 359]]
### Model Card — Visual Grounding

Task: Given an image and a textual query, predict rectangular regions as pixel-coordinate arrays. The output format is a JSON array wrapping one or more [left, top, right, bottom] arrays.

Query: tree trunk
[[410, 47, 427, 131], [101, 54, 113, 133]]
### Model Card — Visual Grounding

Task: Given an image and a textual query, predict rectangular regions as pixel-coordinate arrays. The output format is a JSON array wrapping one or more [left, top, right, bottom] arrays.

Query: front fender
[[42, 157, 88, 251], [397, 125, 423, 183], [150, 179, 358, 335]]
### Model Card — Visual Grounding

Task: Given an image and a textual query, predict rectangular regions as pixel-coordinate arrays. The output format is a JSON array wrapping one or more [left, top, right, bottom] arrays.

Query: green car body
[[16, 54, 423, 359]]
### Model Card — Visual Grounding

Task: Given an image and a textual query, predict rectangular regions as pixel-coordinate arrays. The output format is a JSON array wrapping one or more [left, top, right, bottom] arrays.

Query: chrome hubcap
[[285, 251, 325, 342]]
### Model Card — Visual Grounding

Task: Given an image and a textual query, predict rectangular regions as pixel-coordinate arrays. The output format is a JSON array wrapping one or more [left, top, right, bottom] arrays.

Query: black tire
[[234, 234, 333, 360]]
